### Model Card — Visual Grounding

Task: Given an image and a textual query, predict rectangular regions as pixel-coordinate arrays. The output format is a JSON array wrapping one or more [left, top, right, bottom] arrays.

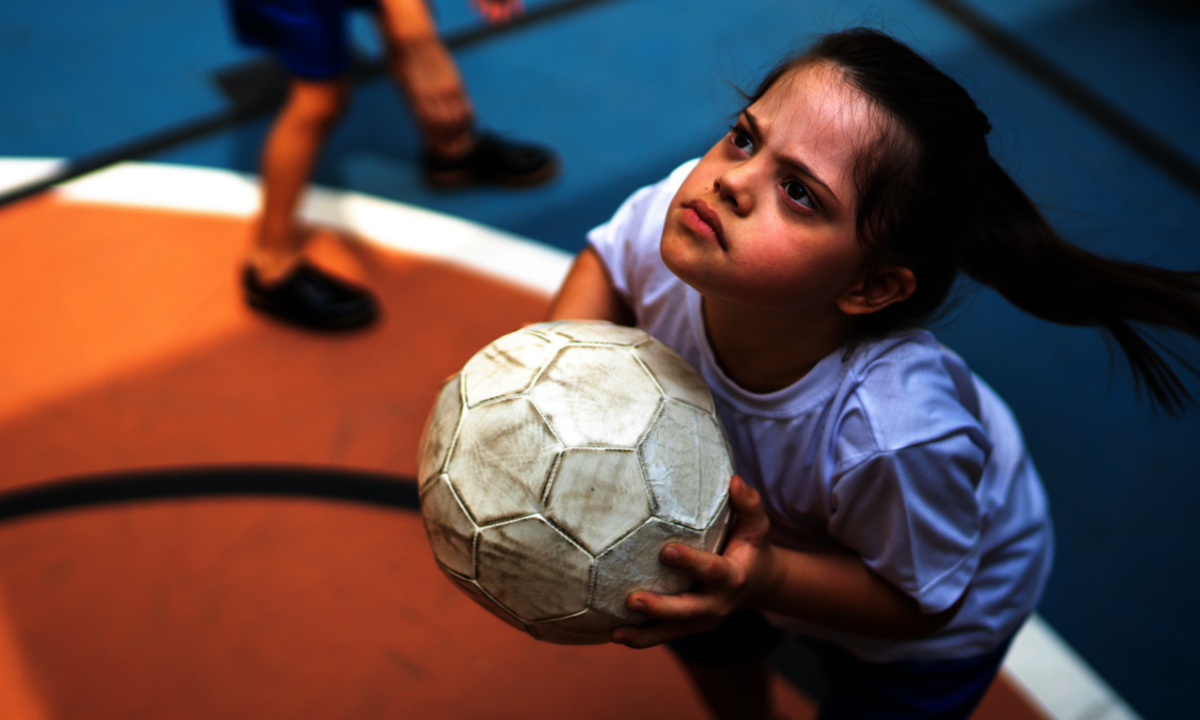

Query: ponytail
[[961, 158, 1200, 413], [769, 28, 1200, 413]]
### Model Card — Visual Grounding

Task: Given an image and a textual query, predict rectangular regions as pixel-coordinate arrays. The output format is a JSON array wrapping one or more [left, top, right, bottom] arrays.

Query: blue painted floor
[[3, 0, 1199, 716]]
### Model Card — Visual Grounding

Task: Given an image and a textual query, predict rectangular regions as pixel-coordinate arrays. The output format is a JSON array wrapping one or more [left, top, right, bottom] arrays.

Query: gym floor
[[1, 1, 1198, 718]]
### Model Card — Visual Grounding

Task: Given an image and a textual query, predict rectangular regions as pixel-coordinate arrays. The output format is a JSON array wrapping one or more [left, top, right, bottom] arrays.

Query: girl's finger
[[727, 475, 771, 543], [660, 542, 734, 588], [626, 588, 714, 622]]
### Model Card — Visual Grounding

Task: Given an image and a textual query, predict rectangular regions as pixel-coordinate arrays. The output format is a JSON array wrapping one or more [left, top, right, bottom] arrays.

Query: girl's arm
[[611, 476, 962, 648], [545, 246, 636, 325]]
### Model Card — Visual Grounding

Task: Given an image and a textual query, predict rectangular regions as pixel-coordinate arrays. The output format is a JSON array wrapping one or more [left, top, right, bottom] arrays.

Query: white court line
[[0, 159, 572, 297], [0, 158, 1144, 720], [0, 158, 65, 196], [1007, 615, 1143, 720]]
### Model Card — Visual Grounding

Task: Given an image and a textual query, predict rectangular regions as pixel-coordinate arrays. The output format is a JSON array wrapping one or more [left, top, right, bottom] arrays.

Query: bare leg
[[373, 0, 555, 187], [679, 657, 775, 720], [251, 77, 351, 284], [375, 0, 475, 158]]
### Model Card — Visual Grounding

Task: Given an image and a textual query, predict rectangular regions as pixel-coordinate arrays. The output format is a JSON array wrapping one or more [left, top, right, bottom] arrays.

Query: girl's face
[[661, 63, 884, 314]]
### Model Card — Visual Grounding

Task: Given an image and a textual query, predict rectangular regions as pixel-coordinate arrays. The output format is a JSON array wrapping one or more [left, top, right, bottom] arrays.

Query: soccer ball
[[416, 320, 734, 644]]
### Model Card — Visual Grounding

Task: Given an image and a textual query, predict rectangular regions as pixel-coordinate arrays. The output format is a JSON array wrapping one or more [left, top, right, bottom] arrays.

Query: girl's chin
[[659, 248, 718, 297], [659, 233, 693, 276], [661, 227, 710, 261]]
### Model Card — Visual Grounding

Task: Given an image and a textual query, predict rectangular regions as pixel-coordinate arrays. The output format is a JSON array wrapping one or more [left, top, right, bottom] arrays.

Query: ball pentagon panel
[[446, 396, 561, 525], [639, 400, 734, 530], [518, 320, 577, 338], [553, 322, 648, 346], [543, 448, 651, 555], [529, 345, 662, 447], [476, 516, 593, 622]]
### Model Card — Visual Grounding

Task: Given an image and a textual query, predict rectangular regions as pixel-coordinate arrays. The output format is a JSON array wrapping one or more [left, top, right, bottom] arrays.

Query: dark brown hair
[[747, 28, 1200, 413]]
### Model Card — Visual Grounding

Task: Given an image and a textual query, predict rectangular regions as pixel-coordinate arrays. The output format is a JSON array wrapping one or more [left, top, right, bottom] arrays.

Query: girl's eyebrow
[[742, 110, 840, 206]]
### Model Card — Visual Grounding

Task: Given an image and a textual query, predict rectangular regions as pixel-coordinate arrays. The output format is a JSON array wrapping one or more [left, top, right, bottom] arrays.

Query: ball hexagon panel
[[530, 346, 662, 447], [416, 376, 463, 488], [544, 448, 651, 555], [591, 519, 702, 621], [462, 330, 558, 408], [476, 516, 593, 622], [529, 610, 621, 645], [554, 322, 648, 346], [633, 341, 715, 414], [447, 397, 562, 525], [639, 400, 733, 530], [419, 475, 477, 578]]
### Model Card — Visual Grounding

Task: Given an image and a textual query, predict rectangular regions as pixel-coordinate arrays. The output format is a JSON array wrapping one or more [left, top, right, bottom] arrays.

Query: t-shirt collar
[[686, 288, 846, 415]]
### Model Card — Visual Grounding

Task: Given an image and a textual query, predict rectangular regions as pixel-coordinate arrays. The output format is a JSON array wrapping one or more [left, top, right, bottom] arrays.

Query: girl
[[546, 28, 1200, 720]]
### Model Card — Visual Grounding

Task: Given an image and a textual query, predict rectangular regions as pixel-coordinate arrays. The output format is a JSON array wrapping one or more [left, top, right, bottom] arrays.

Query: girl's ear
[[836, 266, 916, 315]]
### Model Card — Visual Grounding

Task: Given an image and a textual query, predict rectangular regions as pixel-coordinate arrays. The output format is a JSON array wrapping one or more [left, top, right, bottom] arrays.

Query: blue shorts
[[669, 609, 1016, 720], [227, 0, 379, 80]]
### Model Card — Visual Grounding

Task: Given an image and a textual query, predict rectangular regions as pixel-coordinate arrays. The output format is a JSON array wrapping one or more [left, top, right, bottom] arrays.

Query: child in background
[[547, 28, 1200, 720], [229, 0, 556, 330]]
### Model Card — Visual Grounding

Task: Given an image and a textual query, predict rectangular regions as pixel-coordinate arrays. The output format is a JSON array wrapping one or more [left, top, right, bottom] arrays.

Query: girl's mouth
[[681, 200, 725, 249]]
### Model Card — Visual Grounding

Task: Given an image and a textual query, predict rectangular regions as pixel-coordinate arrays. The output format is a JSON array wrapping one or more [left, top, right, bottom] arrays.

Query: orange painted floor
[[0, 194, 1042, 719]]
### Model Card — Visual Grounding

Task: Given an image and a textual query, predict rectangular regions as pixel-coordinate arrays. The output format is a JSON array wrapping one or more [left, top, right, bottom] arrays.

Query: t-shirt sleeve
[[585, 185, 654, 309], [586, 160, 699, 313], [826, 418, 988, 615]]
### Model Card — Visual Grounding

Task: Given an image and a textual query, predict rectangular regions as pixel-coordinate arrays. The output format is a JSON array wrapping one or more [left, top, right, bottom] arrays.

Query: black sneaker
[[422, 131, 559, 188], [242, 263, 378, 331]]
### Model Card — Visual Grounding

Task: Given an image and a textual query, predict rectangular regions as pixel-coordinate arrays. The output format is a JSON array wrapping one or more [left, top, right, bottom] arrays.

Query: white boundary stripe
[[0, 158, 1143, 720], [1007, 614, 1143, 720], [0, 159, 572, 297], [0, 158, 66, 196]]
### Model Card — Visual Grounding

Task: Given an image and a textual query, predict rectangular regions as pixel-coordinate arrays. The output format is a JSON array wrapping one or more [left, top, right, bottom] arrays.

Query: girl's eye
[[729, 126, 754, 153], [784, 180, 814, 210]]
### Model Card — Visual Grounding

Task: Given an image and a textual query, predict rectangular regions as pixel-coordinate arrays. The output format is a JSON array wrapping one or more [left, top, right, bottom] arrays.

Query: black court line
[[924, 0, 1200, 199], [0, 467, 420, 524], [0, 0, 620, 210], [0, 462, 833, 699]]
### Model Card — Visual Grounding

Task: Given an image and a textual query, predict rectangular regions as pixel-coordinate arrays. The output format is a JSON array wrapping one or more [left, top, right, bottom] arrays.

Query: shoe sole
[[245, 291, 378, 332], [424, 159, 560, 190]]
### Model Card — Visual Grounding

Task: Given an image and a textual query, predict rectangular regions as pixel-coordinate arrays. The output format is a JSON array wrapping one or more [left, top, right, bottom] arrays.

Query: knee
[[283, 80, 350, 130]]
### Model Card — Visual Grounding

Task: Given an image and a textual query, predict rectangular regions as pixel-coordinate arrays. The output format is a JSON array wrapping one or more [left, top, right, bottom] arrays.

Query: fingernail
[[662, 545, 679, 561], [629, 598, 646, 611]]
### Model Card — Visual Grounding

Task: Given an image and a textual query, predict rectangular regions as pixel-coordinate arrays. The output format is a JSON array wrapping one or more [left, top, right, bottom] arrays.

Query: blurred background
[[1, 1, 1198, 718]]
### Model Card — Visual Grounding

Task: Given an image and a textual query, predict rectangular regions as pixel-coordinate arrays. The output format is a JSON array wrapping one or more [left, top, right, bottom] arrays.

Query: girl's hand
[[470, 0, 523, 24], [610, 476, 778, 648]]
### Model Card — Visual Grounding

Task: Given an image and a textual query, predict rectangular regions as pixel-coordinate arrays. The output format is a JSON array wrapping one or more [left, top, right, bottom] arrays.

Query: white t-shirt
[[587, 160, 1054, 662]]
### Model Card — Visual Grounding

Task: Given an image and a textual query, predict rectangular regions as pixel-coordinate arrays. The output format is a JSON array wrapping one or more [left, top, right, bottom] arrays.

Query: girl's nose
[[716, 161, 755, 216]]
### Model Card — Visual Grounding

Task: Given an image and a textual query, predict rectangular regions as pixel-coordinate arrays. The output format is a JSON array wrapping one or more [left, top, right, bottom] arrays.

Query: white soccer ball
[[416, 320, 734, 644]]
